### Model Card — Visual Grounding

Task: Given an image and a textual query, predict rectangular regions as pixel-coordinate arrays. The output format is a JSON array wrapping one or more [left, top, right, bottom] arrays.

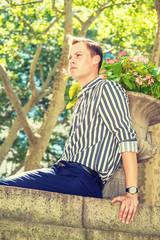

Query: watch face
[[129, 187, 137, 194]]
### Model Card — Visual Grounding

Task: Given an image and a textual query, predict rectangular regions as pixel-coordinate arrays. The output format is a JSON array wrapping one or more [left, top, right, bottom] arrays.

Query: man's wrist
[[126, 186, 138, 195]]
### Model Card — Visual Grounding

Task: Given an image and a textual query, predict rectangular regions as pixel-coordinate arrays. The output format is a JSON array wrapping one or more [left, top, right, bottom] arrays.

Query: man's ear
[[93, 55, 101, 65]]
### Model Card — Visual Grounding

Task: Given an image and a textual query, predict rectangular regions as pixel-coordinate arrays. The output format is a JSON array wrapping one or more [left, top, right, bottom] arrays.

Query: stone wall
[[0, 185, 160, 240], [138, 123, 160, 205]]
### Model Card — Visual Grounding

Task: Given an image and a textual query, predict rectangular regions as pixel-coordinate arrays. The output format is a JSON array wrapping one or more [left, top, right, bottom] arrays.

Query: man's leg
[[0, 162, 102, 198], [0, 167, 58, 192]]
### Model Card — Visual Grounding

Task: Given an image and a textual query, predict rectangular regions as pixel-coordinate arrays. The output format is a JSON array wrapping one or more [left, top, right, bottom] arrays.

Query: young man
[[0, 36, 139, 224]]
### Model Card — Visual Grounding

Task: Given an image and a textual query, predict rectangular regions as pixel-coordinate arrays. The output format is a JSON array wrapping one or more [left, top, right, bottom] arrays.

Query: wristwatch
[[126, 186, 138, 195]]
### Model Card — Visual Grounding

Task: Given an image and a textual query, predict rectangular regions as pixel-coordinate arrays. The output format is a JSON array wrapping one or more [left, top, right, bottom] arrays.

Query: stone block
[[83, 197, 160, 236], [0, 219, 85, 240], [87, 229, 160, 240], [0, 185, 83, 228]]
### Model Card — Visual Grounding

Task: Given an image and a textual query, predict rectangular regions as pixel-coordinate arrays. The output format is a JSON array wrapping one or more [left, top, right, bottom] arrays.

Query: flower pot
[[103, 167, 126, 199], [127, 91, 160, 162]]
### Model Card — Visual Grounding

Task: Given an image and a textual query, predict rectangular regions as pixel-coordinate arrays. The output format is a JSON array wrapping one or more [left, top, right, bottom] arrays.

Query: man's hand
[[111, 193, 139, 224]]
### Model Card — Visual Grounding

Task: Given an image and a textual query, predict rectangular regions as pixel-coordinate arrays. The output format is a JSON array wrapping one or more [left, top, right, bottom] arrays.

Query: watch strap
[[126, 186, 138, 194]]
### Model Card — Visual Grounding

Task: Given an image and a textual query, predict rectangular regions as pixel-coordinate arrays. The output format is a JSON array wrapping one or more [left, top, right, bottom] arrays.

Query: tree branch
[[42, 62, 59, 90], [56, 120, 70, 126], [78, 0, 136, 36], [73, 15, 84, 25], [42, 15, 63, 35], [78, 15, 96, 37], [10, 0, 43, 7], [99, 0, 136, 11], [17, 16, 36, 37], [103, 47, 115, 54], [52, 0, 64, 14], [9, 161, 24, 176], [29, 43, 42, 92], [38, 60, 44, 85], [0, 82, 54, 166], [0, 65, 37, 145]]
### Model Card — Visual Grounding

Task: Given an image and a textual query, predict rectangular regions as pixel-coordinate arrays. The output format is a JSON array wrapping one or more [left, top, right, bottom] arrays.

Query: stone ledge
[[0, 186, 160, 239]]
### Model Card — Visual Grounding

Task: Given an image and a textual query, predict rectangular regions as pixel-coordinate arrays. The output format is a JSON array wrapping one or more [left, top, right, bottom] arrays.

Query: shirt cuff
[[119, 140, 138, 153]]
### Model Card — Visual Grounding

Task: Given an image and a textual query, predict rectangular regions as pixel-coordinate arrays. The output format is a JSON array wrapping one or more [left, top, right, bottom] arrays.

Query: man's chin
[[70, 74, 79, 81]]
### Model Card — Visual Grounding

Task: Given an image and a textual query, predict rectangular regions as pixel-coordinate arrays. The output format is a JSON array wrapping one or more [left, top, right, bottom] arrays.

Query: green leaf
[[113, 62, 122, 75], [156, 74, 160, 82], [155, 85, 160, 98], [112, 77, 120, 83], [152, 67, 160, 77], [106, 71, 113, 77], [66, 98, 78, 109], [69, 82, 80, 100], [123, 78, 132, 90], [64, 75, 71, 81]]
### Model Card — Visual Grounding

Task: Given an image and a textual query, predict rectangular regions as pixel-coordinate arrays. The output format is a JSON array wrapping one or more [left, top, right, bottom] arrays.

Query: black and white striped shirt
[[61, 77, 137, 183]]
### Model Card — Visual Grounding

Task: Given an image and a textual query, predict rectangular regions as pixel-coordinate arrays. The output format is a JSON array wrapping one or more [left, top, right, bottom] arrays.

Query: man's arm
[[111, 152, 139, 224]]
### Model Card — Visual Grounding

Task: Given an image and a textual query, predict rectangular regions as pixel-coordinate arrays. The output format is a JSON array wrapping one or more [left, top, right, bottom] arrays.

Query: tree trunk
[[0, 92, 36, 165], [24, 0, 73, 171], [152, 0, 160, 66], [0, 85, 52, 166], [0, 46, 58, 166]]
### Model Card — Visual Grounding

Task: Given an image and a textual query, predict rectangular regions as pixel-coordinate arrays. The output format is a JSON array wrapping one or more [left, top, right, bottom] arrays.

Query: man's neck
[[78, 74, 99, 88]]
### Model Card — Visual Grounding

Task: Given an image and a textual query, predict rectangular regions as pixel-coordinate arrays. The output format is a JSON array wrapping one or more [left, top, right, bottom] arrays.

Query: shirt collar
[[82, 76, 103, 92], [77, 77, 103, 99]]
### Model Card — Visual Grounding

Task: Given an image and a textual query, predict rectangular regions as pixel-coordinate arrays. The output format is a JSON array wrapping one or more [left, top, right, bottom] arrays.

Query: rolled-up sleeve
[[99, 81, 137, 153]]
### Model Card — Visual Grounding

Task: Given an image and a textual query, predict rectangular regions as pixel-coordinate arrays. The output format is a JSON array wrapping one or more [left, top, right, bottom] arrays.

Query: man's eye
[[77, 54, 82, 57]]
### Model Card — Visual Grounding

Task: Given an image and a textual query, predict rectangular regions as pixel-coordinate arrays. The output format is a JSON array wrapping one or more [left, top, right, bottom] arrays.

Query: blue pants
[[0, 161, 102, 198]]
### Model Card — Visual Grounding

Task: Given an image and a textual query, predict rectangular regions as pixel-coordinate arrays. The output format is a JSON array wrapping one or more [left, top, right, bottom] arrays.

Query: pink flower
[[133, 71, 138, 75], [129, 57, 134, 62], [106, 59, 115, 64], [135, 78, 143, 85], [115, 57, 120, 62], [63, 68, 70, 76], [148, 78, 154, 85], [134, 56, 140, 62], [129, 56, 149, 64], [100, 69, 107, 73], [143, 57, 149, 64], [106, 58, 120, 64], [130, 56, 141, 62], [100, 74, 106, 80], [118, 51, 126, 57], [144, 74, 151, 80], [138, 56, 149, 64]]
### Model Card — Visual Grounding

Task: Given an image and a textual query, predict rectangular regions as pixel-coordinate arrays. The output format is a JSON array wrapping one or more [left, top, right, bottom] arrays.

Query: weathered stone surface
[[83, 197, 160, 236], [0, 185, 160, 239], [127, 92, 160, 162], [103, 167, 125, 199], [87, 229, 160, 240], [0, 185, 83, 227], [138, 123, 160, 206], [0, 220, 85, 240]]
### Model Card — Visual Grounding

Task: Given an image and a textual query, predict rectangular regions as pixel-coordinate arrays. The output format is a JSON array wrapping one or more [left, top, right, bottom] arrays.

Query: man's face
[[68, 41, 97, 82]]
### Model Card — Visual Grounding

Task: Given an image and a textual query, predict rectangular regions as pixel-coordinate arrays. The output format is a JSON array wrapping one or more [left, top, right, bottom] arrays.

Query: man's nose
[[70, 57, 75, 64]]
